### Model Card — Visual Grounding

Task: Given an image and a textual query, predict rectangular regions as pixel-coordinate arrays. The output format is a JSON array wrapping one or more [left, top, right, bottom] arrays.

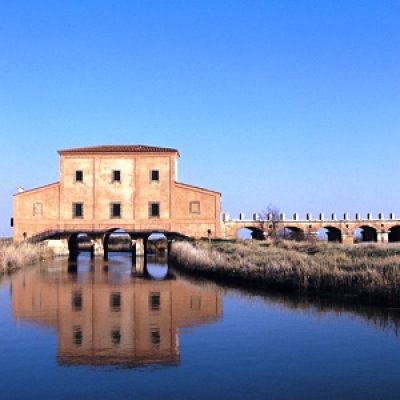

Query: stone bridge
[[29, 228, 187, 260], [221, 212, 400, 244]]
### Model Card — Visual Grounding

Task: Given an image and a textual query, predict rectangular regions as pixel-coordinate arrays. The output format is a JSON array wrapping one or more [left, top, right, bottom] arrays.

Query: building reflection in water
[[11, 255, 222, 368]]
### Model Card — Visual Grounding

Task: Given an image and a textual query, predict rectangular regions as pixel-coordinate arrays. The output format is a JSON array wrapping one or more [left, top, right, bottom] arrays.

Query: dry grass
[[0, 241, 54, 275], [170, 240, 400, 304]]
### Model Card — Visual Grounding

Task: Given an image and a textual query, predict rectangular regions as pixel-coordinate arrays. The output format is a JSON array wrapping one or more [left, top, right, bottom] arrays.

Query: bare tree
[[260, 204, 280, 241]]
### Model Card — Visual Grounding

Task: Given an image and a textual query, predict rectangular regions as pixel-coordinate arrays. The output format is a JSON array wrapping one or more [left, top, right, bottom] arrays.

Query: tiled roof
[[58, 145, 179, 155]]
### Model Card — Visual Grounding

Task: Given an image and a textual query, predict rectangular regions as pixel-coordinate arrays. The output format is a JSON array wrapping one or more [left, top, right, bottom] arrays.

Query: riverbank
[[0, 239, 54, 275], [170, 240, 400, 305]]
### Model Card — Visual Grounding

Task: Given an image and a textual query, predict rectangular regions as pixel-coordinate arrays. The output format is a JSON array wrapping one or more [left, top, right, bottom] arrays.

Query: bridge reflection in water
[[11, 255, 222, 368]]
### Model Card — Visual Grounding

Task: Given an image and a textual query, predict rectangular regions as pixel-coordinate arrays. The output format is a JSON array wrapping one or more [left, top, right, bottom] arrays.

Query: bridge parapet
[[222, 211, 400, 243], [223, 212, 398, 223]]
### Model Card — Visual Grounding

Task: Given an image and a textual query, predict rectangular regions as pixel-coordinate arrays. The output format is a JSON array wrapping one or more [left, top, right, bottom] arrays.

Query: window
[[110, 202, 121, 218], [189, 201, 200, 214], [150, 328, 161, 345], [33, 202, 43, 216], [110, 292, 121, 312], [150, 170, 159, 182], [149, 292, 161, 311], [72, 202, 83, 218], [72, 290, 82, 311], [73, 326, 83, 347], [75, 170, 83, 182], [191, 296, 201, 311], [112, 170, 121, 182], [111, 329, 121, 345], [149, 202, 160, 218]]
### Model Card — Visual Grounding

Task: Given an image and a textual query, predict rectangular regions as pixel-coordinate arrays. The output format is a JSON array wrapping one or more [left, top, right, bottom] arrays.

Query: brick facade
[[13, 145, 221, 241]]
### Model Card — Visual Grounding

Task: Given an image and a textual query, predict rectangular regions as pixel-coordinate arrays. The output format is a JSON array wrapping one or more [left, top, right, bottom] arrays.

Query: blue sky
[[1, 1, 399, 236]]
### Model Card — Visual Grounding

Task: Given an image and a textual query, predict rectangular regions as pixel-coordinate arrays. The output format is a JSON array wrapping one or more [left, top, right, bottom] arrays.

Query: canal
[[1, 254, 400, 399]]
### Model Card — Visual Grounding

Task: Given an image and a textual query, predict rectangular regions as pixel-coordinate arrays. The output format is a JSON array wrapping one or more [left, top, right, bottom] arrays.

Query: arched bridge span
[[222, 213, 400, 244]]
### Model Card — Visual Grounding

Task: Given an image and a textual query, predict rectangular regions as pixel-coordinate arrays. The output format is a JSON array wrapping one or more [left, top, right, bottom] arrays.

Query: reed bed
[[170, 240, 400, 304], [0, 241, 54, 275]]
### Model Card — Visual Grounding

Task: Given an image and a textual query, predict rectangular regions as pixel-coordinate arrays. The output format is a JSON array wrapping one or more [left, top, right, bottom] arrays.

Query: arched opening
[[354, 226, 377, 243], [106, 229, 132, 252], [317, 227, 342, 243], [147, 232, 168, 255], [145, 233, 168, 280], [389, 226, 400, 243], [276, 227, 305, 241], [103, 229, 134, 260], [237, 227, 265, 240], [146, 256, 169, 280], [68, 233, 94, 259]]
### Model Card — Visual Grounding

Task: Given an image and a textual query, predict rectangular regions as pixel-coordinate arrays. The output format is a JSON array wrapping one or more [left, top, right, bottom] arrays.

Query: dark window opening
[[151, 170, 159, 182], [149, 202, 160, 218], [113, 170, 121, 182], [150, 328, 161, 345], [75, 170, 83, 182], [110, 292, 121, 312], [73, 326, 82, 346], [110, 203, 121, 218], [72, 290, 82, 311], [73, 203, 83, 218], [111, 329, 121, 345], [149, 292, 161, 311]]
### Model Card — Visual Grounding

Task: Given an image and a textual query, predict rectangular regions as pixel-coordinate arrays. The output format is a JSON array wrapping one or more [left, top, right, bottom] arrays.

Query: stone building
[[13, 145, 221, 241]]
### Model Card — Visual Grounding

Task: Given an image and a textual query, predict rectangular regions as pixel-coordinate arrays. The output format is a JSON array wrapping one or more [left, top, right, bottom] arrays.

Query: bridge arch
[[318, 226, 342, 243], [68, 232, 94, 259], [147, 232, 168, 255], [236, 226, 266, 240], [354, 225, 377, 243], [276, 226, 305, 241], [103, 228, 134, 258], [388, 225, 400, 242]]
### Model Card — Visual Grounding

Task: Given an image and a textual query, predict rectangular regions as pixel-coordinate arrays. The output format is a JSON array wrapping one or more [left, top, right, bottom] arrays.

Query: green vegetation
[[0, 240, 54, 275], [170, 240, 400, 305]]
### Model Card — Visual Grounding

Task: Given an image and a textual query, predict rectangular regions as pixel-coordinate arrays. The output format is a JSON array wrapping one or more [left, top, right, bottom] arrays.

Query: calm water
[[1, 254, 400, 400]]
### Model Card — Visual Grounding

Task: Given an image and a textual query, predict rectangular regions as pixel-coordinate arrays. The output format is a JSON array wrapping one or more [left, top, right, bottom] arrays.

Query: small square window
[[110, 203, 121, 218], [75, 170, 83, 182], [189, 201, 200, 214], [112, 170, 121, 182], [149, 292, 160, 311], [150, 328, 161, 345], [73, 202, 83, 218], [33, 202, 43, 216], [151, 170, 159, 182], [110, 292, 121, 312], [73, 326, 83, 347], [72, 290, 82, 311], [111, 329, 121, 345], [149, 202, 160, 218], [190, 296, 201, 311]]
